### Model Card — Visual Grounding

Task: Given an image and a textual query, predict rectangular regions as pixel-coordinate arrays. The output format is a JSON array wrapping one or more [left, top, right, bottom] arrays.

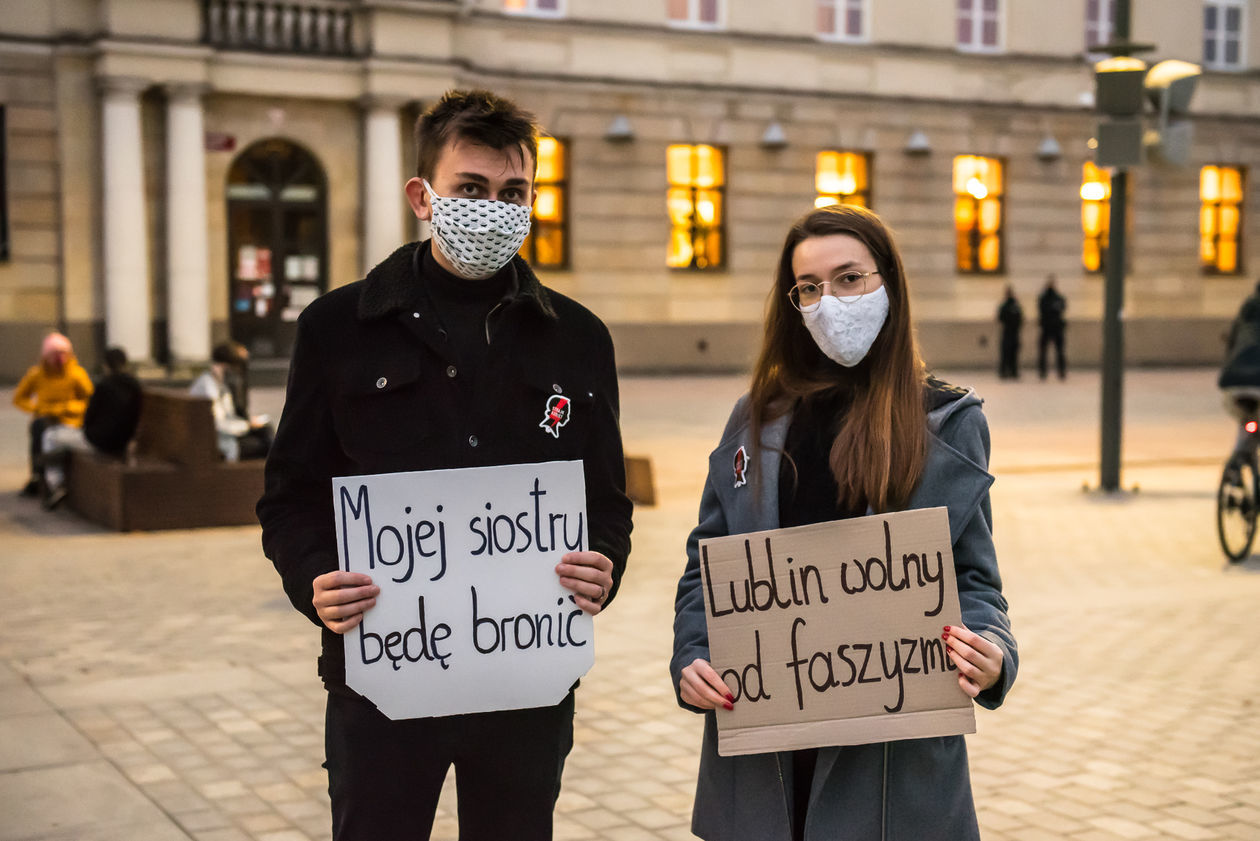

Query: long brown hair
[[748, 205, 927, 513]]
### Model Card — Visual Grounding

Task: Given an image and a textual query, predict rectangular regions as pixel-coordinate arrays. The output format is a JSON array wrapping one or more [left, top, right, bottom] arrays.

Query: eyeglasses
[[787, 270, 880, 311]]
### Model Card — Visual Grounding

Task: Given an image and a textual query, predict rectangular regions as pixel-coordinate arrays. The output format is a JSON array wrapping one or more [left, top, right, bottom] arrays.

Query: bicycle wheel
[[1217, 457, 1258, 562]]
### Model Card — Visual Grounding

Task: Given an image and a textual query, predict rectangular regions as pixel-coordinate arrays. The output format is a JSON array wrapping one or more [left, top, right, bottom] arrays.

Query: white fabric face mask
[[800, 285, 890, 367], [424, 180, 532, 279]]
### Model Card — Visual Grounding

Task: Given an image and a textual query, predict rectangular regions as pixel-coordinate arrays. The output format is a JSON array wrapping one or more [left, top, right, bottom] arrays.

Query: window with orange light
[[1201, 164, 1245, 274], [815, 151, 870, 209], [953, 155, 1004, 273], [521, 136, 568, 269], [667, 143, 725, 270], [1080, 161, 1110, 273], [504, 0, 563, 15]]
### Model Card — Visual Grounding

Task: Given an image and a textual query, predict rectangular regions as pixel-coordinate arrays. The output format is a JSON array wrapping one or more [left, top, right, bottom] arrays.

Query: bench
[[67, 388, 265, 531], [66, 387, 657, 530]]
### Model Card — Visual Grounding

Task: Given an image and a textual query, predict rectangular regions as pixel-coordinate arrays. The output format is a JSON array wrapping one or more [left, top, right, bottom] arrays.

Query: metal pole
[[1099, 0, 1132, 492], [1100, 170, 1126, 491]]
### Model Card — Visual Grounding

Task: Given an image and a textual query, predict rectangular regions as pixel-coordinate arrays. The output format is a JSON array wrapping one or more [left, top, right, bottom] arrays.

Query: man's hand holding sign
[[686, 507, 1000, 756]]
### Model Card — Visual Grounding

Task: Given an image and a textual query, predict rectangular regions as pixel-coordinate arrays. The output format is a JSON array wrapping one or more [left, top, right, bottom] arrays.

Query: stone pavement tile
[[1149, 818, 1219, 839], [623, 807, 679, 830], [255, 831, 310, 841], [177, 810, 232, 833], [238, 812, 289, 833], [602, 826, 672, 841], [192, 829, 251, 841], [1163, 804, 1231, 826], [0, 711, 97, 771], [568, 806, 634, 830], [977, 808, 1028, 833], [1085, 816, 1154, 840], [2, 761, 191, 841]]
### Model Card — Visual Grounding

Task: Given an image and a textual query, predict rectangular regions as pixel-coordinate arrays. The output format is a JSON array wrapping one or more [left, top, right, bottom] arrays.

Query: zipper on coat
[[484, 300, 507, 344], [881, 743, 889, 841], [775, 752, 795, 841]]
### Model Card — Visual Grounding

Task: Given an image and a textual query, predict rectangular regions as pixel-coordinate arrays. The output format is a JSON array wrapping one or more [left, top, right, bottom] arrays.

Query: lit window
[[668, 0, 723, 29], [957, 0, 1002, 53], [953, 155, 1004, 273], [522, 136, 568, 269], [667, 144, 725, 270], [1085, 0, 1115, 55], [1204, 1, 1246, 70], [503, 0, 563, 15], [1201, 164, 1245, 274], [818, 0, 866, 41], [815, 151, 870, 208], [1080, 161, 1110, 273]]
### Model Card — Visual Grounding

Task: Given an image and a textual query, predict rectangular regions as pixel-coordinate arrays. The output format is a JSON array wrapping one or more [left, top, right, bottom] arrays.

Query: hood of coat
[[707, 378, 991, 541]]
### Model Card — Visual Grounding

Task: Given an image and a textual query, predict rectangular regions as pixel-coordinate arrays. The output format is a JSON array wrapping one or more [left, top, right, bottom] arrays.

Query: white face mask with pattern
[[800, 285, 890, 367], [424, 180, 532, 279]]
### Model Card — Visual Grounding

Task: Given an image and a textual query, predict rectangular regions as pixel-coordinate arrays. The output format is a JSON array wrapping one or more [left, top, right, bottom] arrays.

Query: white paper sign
[[333, 460, 592, 720]]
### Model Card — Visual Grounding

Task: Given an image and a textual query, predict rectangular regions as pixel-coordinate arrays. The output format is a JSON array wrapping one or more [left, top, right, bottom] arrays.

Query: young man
[[257, 89, 633, 840]]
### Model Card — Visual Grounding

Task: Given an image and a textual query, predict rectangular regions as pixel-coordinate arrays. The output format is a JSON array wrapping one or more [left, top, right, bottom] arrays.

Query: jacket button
[[468, 434, 479, 447], [412, 312, 420, 319], [552, 383, 562, 393], [446, 365, 458, 378], [376, 377, 387, 389]]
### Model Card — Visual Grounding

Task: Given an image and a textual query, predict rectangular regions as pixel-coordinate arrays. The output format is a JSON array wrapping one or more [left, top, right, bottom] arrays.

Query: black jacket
[[83, 372, 142, 456], [257, 241, 633, 688]]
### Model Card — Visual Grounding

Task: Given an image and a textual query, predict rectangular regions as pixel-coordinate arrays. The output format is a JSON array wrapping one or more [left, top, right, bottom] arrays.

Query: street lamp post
[[1098, 0, 1137, 493], [1092, 1, 1200, 492]]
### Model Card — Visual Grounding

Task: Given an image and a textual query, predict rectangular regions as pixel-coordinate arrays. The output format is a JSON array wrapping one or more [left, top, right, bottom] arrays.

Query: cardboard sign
[[333, 460, 592, 720], [698, 507, 975, 756]]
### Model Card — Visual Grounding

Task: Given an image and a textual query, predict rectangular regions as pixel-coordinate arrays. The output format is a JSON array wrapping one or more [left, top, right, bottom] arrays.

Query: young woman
[[671, 205, 1017, 841]]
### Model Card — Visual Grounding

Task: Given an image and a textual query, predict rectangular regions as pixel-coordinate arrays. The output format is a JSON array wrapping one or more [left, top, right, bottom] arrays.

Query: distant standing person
[[997, 284, 1023, 379], [12, 332, 93, 497], [1038, 274, 1067, 380]]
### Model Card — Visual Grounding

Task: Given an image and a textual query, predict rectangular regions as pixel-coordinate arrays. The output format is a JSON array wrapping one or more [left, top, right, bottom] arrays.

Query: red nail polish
[[942, 634, 949, 641], [944, 626, 951, 633], [723, 702, 734, 711], [726, 693, 735, 703]]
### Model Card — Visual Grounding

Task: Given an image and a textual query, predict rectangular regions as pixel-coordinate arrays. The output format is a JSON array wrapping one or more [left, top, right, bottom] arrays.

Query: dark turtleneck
[[420, 243, 515, 378]]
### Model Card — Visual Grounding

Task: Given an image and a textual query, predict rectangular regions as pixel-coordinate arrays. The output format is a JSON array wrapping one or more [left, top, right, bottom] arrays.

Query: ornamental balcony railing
[[204, 0, 357, 56]]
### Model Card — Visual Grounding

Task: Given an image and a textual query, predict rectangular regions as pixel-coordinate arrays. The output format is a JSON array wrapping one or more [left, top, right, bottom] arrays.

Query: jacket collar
[[356, 240, 558, 322], [709, 384, 992, 540]]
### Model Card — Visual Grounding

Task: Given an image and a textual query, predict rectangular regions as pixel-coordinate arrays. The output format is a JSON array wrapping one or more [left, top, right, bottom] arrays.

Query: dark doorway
[[226, 138, 328, 359]]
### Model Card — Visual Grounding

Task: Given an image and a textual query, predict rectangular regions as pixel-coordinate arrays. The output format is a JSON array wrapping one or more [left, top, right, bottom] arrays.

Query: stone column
[[100, 76, 152, 361], [361, 97, 405, 274], [165, 83, 212, 363]]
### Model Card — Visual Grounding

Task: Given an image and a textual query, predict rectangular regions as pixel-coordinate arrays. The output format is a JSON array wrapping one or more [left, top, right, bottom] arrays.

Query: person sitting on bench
[[13, 332, 93, 498], [190, 341, 273, 461]]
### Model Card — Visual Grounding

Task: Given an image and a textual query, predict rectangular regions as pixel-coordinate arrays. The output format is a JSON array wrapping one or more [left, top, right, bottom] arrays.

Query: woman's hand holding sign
[[943, 624, 1003, 698], [313, 570, 380, 633], [555, 551, 614, 615], [679, 658, 736, 711]]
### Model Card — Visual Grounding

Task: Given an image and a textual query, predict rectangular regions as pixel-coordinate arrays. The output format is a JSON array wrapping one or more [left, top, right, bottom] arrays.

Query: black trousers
[[1039, 328, 1066, 379], [27, 416, 59, 478], [998, 336, 1020, 379], [324, 689, 575, 841]]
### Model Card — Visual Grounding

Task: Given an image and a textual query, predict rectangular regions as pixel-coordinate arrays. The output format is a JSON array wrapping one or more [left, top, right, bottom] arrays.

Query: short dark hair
[[103, 346, 128, 373], [414, 89, 540, 182], [211, 341, 249, 367]]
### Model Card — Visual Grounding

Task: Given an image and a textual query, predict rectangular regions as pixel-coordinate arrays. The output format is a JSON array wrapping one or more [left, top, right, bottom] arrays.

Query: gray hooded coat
[[671, 383, 1017, 841]]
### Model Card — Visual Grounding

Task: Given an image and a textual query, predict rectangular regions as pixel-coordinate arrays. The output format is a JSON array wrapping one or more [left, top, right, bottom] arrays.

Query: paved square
[[2, 368, 1256, 840]]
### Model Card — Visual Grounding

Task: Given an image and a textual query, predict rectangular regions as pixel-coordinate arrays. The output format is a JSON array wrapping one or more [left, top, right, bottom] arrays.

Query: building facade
[[1, 0, 1258, 378]]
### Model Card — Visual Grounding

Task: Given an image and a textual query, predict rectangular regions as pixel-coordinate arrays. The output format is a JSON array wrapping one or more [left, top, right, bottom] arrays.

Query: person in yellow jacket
[[13, 332, 93, 496]]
